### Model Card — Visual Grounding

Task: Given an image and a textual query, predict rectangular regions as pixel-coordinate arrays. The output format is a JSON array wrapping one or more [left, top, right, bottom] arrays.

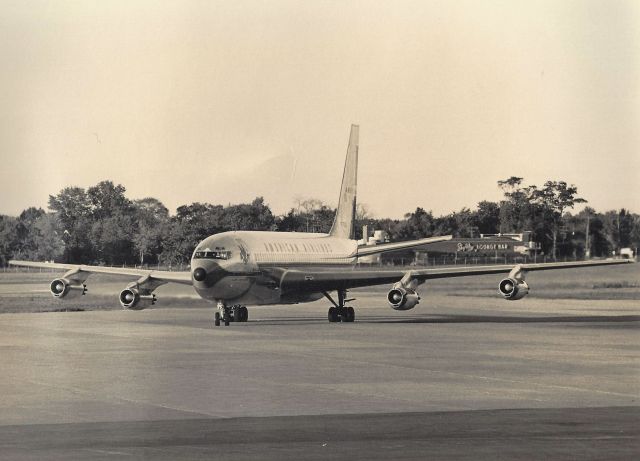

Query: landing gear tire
[[344, 306, 355, 323], [214, 311, 221, 327], [325, 290, 356, 323], [232, 306, 248, 322]]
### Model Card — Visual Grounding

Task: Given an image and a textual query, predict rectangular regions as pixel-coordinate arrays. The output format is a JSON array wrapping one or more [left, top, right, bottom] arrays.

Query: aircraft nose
[[193, 267, 207, 282], [192, 262, 224, 287]]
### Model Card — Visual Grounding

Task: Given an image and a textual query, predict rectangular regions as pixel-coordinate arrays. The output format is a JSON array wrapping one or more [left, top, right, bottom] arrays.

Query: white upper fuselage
[[193, 231, 358, 268]]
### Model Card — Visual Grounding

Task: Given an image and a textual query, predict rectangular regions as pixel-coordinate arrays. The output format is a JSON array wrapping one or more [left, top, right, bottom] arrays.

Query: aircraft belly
[[195, 276, 253, 301], [232, 284, 282, 305], [232, 284, 324, 306]]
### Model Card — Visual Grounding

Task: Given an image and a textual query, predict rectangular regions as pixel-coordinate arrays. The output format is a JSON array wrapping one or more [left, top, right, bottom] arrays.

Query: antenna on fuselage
[[329, 124, 358, 240]]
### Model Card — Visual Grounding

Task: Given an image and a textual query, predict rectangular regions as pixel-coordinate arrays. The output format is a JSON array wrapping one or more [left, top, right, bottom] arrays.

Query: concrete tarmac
[[1, 292, 638, 459]]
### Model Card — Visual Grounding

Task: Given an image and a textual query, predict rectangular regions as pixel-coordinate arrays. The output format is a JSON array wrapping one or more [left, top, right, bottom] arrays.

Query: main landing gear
[[323, 290, 355, 323], [214, 302, 248, 327]]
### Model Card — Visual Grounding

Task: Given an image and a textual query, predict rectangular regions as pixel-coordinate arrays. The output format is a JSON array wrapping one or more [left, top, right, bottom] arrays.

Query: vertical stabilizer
[[329, 125, 358, 240]]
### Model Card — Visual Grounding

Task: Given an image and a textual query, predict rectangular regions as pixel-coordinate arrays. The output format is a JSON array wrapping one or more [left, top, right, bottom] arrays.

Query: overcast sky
[[1, 0, 638, 219]]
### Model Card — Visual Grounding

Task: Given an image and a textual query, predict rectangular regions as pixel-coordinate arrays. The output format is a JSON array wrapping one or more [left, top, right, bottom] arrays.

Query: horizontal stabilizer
[[357, 235, 453, 257]]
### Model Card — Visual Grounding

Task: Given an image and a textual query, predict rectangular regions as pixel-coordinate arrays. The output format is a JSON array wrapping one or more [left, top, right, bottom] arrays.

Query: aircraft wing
[[271, 259, 633, 294], [8, 260, 192, 285], [357, 235, 453, 257]]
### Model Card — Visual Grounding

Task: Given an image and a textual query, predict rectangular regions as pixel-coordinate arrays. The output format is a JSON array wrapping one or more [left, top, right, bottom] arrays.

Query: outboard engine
[[119, 288, 156, 310], [387, 286, 420, 311], [498, 278, 530, 300], [50, 278, 87, 299]]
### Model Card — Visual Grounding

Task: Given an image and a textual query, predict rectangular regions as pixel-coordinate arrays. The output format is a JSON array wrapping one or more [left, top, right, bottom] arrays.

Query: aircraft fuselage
[[190, 231, 358, 305]]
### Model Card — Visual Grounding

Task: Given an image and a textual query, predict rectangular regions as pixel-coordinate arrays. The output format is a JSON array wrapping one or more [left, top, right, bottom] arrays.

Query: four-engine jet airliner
[[9, 125, 632, 326]]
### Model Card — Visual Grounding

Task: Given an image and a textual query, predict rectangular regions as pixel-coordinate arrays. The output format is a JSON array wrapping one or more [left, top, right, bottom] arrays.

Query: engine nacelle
[[50, 278, 87, 299], [387, 287, 420, 311], [119, 288, 156, 310], [498, 278, 530, 300]]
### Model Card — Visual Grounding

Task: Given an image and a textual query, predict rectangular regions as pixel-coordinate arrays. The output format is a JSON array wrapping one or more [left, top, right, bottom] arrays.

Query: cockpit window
[[193, 250, 232, 260]]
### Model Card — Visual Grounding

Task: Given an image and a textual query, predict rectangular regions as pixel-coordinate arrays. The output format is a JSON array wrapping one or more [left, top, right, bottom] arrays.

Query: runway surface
[[1, 290, 639, 459]]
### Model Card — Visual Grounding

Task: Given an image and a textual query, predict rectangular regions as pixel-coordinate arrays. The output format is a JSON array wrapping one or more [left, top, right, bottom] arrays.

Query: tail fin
[[329, 124, 359, 240]]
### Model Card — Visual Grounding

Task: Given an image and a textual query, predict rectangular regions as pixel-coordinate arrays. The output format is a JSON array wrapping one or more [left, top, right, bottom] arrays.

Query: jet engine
[[50, 278, 87, 299], [498, 278, 530, 300], [119, 288, 156, 310], [387, 287, 420, 311]]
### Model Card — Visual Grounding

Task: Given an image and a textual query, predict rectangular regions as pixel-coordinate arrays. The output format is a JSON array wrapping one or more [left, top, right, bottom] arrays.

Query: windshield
[[193, 250, 232, 260]]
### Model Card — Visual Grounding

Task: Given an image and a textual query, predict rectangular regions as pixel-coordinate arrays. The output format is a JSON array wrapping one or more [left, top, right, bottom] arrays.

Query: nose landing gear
[[324, 290, 355, 323], [214, 301, 248, 327]]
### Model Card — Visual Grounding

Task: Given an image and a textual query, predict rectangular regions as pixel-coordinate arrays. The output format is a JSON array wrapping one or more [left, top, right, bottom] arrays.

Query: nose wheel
[[324, 290, 355, 323], [214, 302, 248, 327]]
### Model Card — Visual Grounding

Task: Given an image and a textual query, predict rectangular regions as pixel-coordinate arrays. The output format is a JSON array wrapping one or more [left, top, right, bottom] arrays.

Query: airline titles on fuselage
[[262, 242, 335, 254]]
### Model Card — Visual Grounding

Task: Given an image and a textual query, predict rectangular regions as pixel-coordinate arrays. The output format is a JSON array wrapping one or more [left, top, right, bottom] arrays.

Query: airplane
[[9, 125, 633, 326]]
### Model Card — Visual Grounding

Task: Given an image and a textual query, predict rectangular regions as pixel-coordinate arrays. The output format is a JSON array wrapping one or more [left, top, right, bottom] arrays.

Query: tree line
[[0, 178, 638, 267]]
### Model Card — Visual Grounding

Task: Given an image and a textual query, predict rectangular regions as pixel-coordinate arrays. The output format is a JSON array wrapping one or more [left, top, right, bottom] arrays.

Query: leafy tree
[[308, 205, 336, 234], [570, 207, 594, 258], [631, 214, 640, 251], [393, 208, 435, 240], [90, 213, 136, 265], [431, 209, 477, 238], [161, 203, 225, 265], [16, 207, 45, 258], [85, 181, 137, 265], [133, 198, 169, 265], [531, 181, 587, 259], [48, 187, 92, 229], [0, 215, 19, 266], [48, 187, 94, 263], [298, 198, 324, 215], [497, 177, 538, 234], [617, 209, 634, 248], [277, 209, 304, 232], [277, 198, 335, 233], [87, 181, 133, 218], [0, 210, 64, 263], [495, 178, 588, 258], [32, 214, 65, 261], [223, 197, 275, 231], [134, 197, 169, 222], [588, 213, 612, 257], [433, 214, 456, 237], [474, 201, 500, 234]]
